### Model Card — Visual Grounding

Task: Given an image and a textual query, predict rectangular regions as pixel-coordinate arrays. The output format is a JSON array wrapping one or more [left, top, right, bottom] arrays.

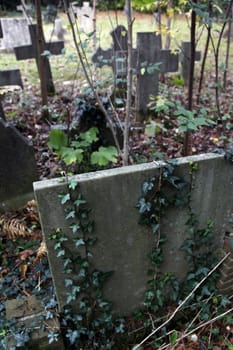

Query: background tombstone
[[51, 18, 67, 41], [180, 41, 201, 85], [92, 26, 178, 120], [0, 18, 31, 52], [14, 23, 64, 94], [76, 1, 93, 32], [136, 32, 178, 119], [0, 119, 38, 212], [0, 22, 24, 119], [92, 25, 132, 102]]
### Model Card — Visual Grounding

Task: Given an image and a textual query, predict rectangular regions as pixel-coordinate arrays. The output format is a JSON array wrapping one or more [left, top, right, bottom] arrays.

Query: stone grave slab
[[180, 41, 201, 85], [92, 25, 178, 120], [34, 153, 233, 315], [14, 23, 64, 94], [6, 295, 64, 349], [0, 18, 31, 52], [0, 119, 38, 212]]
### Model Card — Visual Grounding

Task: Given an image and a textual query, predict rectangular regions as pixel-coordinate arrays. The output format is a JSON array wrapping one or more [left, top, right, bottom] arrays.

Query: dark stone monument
[[0, 119, 38, 212], [92, 25, 178, 121], [180, 41, 201, 85], [14, 23, 64, 94]]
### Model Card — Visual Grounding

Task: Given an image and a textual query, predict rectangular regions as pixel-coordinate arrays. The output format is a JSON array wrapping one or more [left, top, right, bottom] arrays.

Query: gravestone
[[0, 69, 23, 89], [180, 41, 201, 85], [76, 1, 93, 32], [0, 119, 38, 211], [51, 18, 67, 41], [136, 32, 178, 118], [0, 18, 31, 52], [34, 153, 233, 315], [0, 22, 23, 119], [92, 25, 178, 120], [14, 23, 64, 94]]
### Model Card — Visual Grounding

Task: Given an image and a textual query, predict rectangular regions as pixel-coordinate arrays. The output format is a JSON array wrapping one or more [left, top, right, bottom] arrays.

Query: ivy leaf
[[69, 179, 78, 190], [65, 279, 73, 287], [169, 330, 178, 345], [75, 238, 85, 247], [60, 193, 70, 205], [57, 249, 65, 257]]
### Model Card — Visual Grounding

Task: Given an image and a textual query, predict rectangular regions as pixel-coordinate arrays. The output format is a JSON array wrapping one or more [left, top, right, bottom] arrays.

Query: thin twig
[[133, 253, 230, 349], [63, 1, 122, 157]]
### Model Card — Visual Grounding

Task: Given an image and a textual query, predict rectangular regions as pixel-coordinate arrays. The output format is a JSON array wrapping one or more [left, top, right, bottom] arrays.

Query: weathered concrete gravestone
[[0, 18, 31, 52], [14, 23, 64, 94], [0, 119, 38, 212], [92, 25, 178, 120], [34, 153, 233, 315], [180, 41, 201, 85]]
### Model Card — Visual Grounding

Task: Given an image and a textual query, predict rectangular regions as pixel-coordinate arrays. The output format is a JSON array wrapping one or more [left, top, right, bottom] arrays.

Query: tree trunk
[[223, 5, 232, 88], [197, 0, 212, 104], [123, 0, 133, 165], [35, 0, 48, 108], [183, 1, 196, 156]]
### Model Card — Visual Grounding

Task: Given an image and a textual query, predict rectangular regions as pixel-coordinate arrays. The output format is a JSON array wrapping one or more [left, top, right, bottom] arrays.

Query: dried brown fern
[[0, 215, 32, 240], [35, 240, 47, 261], [23, 199, 39, 222]]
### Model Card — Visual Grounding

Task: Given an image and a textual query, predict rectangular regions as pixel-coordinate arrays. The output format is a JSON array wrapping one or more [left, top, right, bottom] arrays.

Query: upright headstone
[[0, 119, 38, 212], [136, 32, 178, 118], [51, 18, 67, 41], [92, 25, 178, 120], [0, 18, 31, 52], [0, 22, 23, 119], [34, 153, 233, 315], [14, 24, 64, 94], [76, 1, 93, 32], [180, 41, 201, 85]]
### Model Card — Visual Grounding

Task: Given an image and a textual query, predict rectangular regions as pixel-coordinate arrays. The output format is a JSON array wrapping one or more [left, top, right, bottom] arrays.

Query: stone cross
[[76, 1, 93, 32], [14, 24, 64, 94], [92, 25, 130, 98], [136, 32, 178, 119], [92, 25, 178, 121], [180, 41, 201, 85]]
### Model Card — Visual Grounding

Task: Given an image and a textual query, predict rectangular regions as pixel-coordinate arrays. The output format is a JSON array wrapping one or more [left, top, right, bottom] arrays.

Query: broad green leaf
[[91, 146, 118, 166], [60, 147, 84, 165], [48, 129, 68, 151], [80, 127, 99, 144]]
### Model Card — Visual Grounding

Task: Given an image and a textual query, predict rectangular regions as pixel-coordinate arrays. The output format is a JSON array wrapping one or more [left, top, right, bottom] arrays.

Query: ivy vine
[[49, 178, 125, 349]]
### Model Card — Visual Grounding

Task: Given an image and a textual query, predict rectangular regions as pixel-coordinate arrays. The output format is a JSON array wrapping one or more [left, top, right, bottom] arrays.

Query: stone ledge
[[5, 295, 64, 350]]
